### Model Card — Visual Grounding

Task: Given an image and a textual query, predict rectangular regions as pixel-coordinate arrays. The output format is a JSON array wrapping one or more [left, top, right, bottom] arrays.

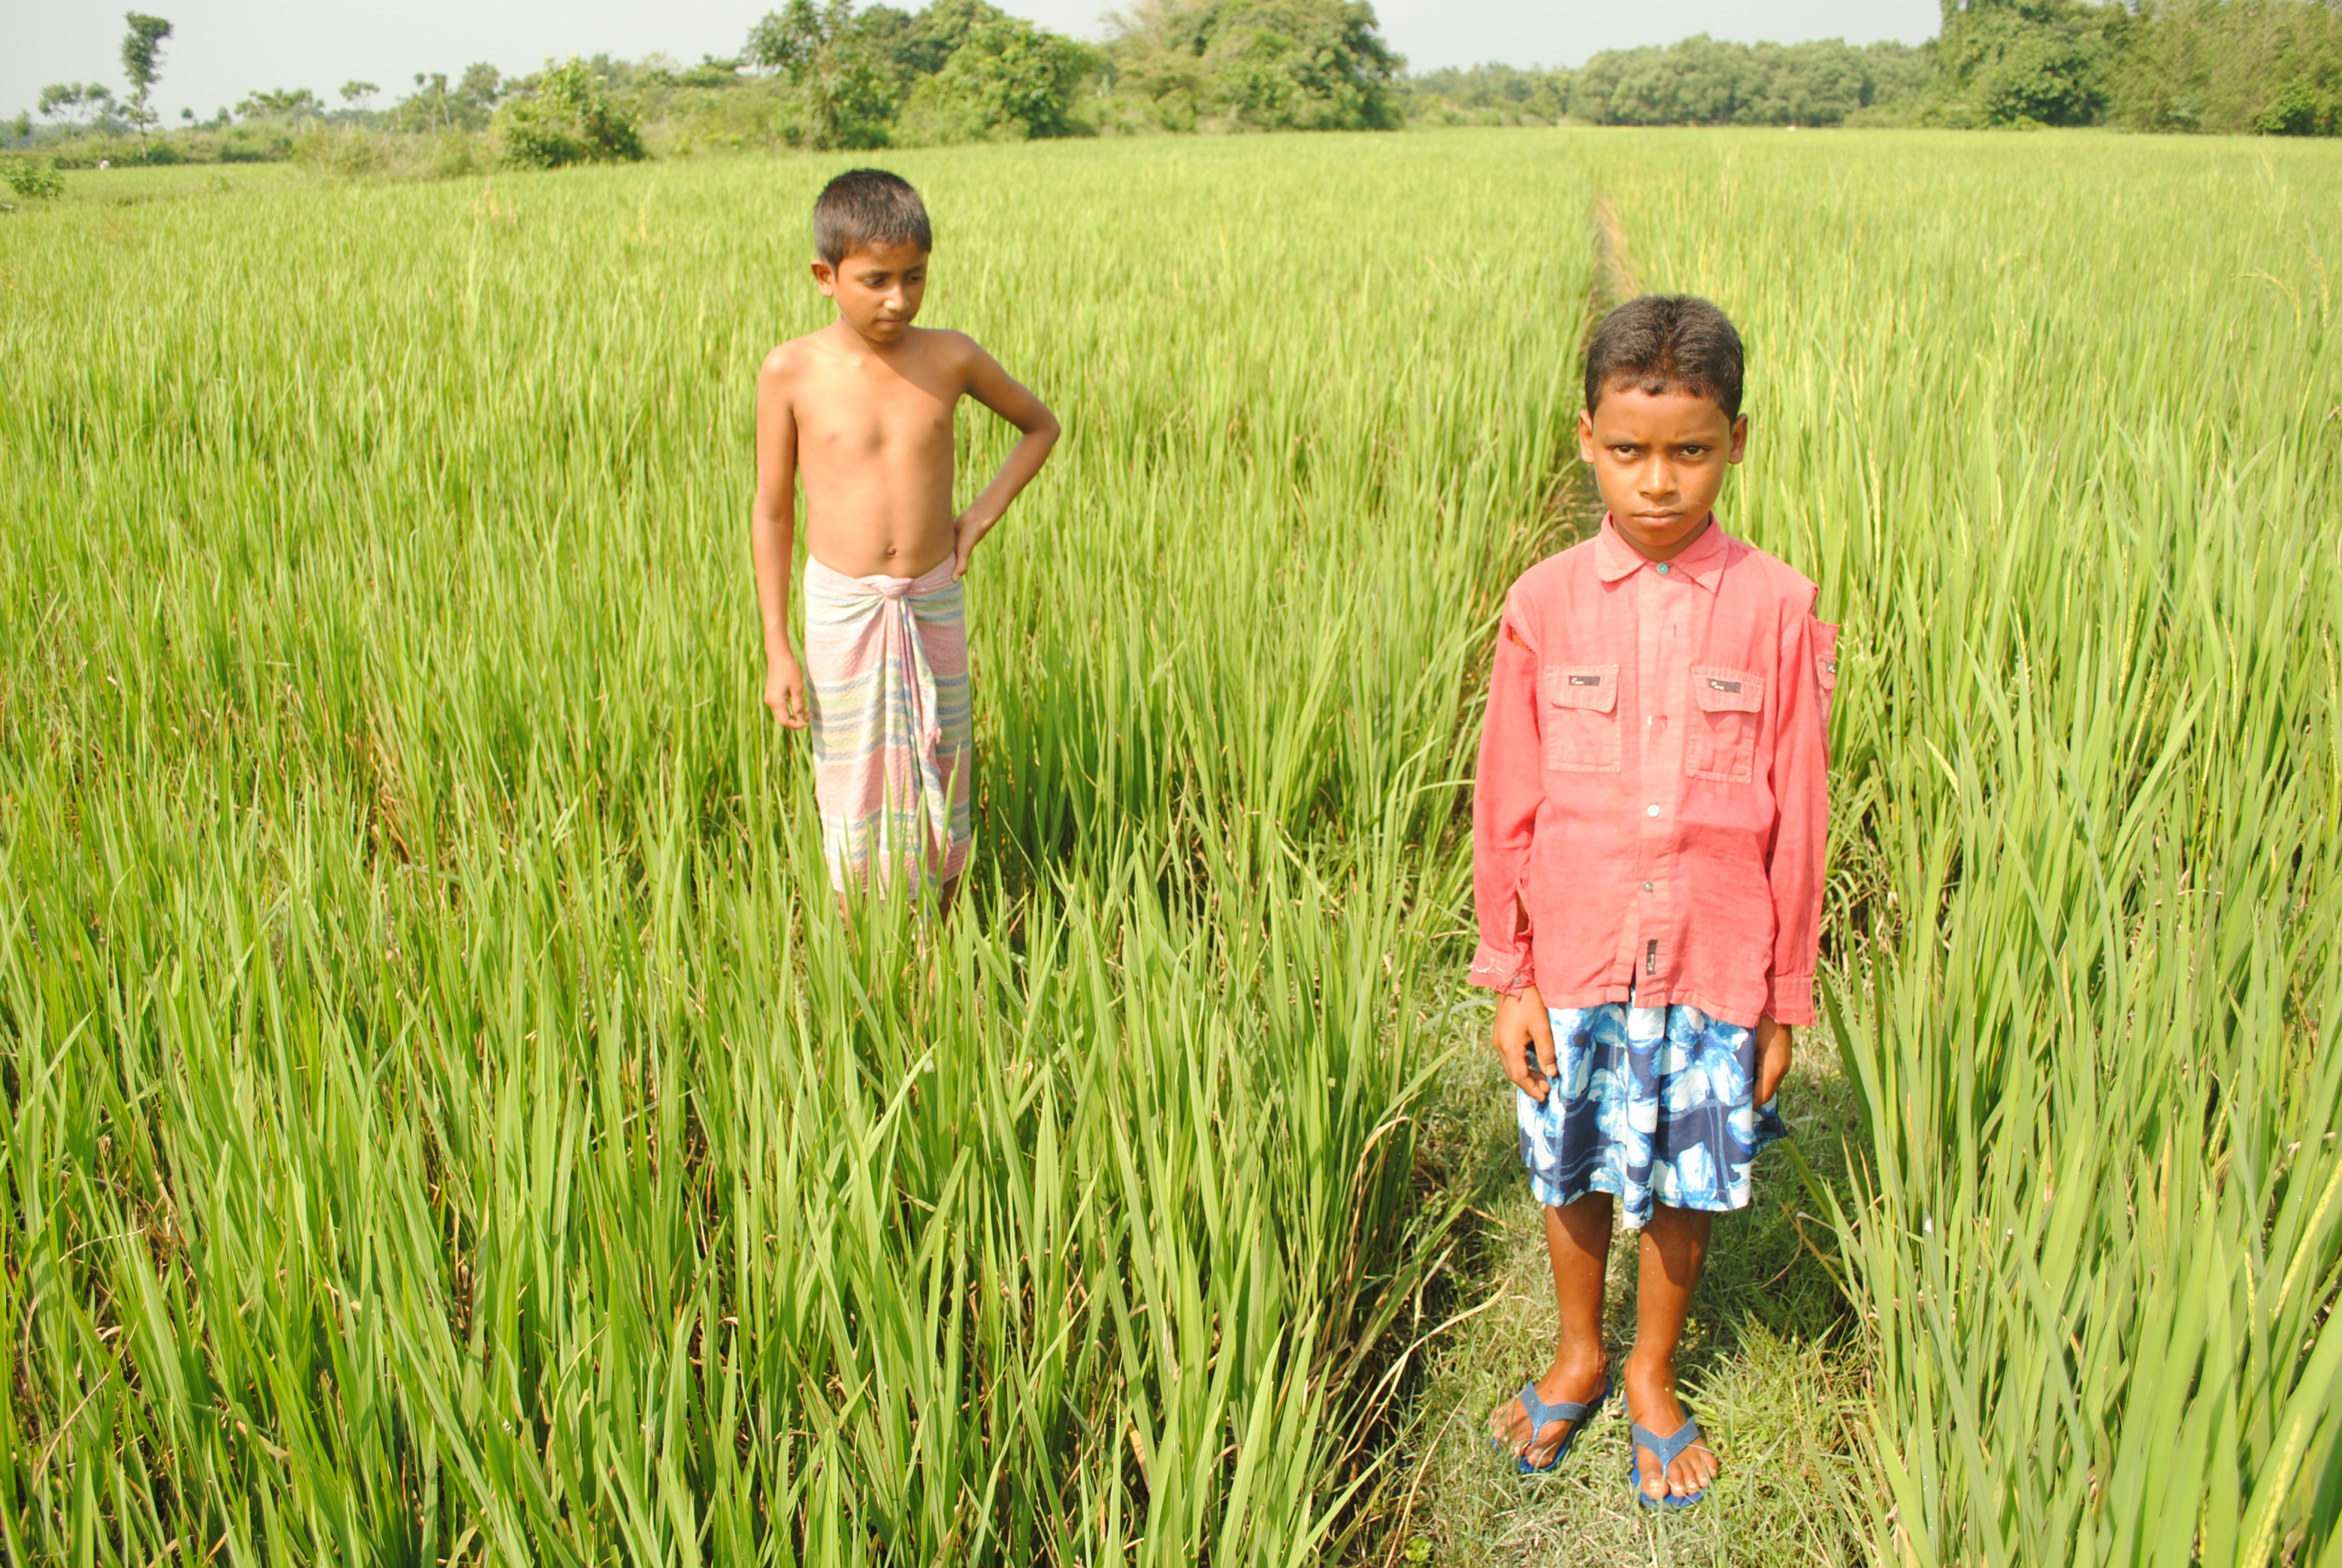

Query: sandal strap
[[1519, 1377, 1606, 1430], [1628, 1415, 1705, 1470]]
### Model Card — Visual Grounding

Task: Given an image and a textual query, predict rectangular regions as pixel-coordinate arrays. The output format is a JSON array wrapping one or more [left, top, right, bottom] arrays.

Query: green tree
[[394, 65, 503, 134], [745, 0, 902, 147], [38, 83, 116, 129], [1107, 0, 1402, 132], [897, 14, 1097, 140], [237, 87, 324, 120], [1932, 0, 2114, 126], [339, 80, 379, 107], [457, 63, 505, 124], [893, 0, 1006, 76], [119, 13, 172, 141], [493, 57, 644, 167], [2108, 0, 2342, 136], [1566, 35, 1922, 126], [1400, 63, 1573, 126]]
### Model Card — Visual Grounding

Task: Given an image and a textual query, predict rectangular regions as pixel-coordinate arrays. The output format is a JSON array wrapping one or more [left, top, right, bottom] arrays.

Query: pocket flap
[[1544, 664, 1619, 713], [1691, 665, 1764, 713]]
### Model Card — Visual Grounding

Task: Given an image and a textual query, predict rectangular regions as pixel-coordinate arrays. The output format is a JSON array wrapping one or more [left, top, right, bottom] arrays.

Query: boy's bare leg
[[1624, 1202, 1721, 1499], [1489, 1191, 1612, 1467]]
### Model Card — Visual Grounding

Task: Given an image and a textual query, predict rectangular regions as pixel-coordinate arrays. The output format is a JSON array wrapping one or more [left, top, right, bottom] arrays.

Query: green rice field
[[2, 129, 2337, 1565]]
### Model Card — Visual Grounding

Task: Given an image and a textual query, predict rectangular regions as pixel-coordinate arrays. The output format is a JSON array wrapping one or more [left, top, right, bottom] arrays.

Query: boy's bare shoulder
[[909, 326, 990, 372], [761, 327, 837, 386]]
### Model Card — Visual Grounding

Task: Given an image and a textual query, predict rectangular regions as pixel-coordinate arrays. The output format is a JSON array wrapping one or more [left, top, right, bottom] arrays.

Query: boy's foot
[[1489, 1352, 1609, 1470], [1622, 1353, 1718, 1501]]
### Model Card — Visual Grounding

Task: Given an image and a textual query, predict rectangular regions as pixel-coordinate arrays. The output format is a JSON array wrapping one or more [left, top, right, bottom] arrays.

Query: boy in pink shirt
[[1474, 296, 1838, 1506]]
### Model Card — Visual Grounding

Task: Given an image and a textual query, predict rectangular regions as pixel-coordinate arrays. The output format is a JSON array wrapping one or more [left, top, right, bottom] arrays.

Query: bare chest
[[798, 377, 956, 466]]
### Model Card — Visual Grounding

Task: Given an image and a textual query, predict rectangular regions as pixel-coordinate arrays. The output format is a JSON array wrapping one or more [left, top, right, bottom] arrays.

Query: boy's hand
[[951, 510, 993, 580], [1753, 1016, 1793, 1105], [1495, 987, 1559, 1102], [764, 652, 808, 730]]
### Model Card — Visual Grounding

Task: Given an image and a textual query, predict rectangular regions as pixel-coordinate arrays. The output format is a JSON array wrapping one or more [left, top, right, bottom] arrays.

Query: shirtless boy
[[751, 169, 1058, 900]]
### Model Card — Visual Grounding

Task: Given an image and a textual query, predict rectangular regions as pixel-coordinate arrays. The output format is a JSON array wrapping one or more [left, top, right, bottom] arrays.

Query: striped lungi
[[801, 555, 974, 893]]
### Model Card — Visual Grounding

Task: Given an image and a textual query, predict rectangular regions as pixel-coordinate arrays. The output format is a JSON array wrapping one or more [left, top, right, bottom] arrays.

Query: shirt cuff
[[1470, 944, 1535, 996], [1764, 972, 1816, 1027]]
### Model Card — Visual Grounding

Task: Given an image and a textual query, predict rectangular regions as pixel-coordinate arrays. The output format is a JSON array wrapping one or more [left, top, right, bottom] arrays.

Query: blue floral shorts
[[1516, 991, 1787, 1229]]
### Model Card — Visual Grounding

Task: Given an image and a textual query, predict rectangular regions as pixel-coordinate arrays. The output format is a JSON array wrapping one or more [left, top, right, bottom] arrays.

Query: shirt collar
[[1594, 513, 1732, 591]]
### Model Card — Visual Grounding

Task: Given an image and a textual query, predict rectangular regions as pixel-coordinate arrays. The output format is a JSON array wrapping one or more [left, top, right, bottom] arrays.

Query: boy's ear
[[1727, 413, 1749, 464], [1576, 407, 1596, 465], [810, 259, 837, 296]]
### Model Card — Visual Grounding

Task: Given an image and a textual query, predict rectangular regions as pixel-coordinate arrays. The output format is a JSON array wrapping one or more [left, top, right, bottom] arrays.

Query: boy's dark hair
[[813, 169, 932, 265], [1584, 295, 1744, 420]]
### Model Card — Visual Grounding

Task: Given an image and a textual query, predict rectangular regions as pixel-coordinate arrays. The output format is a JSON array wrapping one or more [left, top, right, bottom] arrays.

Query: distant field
[[2, 130, 2337, 1566]]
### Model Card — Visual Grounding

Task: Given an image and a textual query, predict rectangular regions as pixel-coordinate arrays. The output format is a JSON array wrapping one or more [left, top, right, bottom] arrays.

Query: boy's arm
[[1470, 599, 1543, 995], [950, 336, 1060, 579], [751, 349, 807, 730], [1477, 604, 1558, 1100], [1761, 606, 1835, 1026]]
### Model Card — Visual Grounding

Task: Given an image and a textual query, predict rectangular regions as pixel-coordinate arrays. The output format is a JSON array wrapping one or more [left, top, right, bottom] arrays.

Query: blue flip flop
[[1623, 1395, 1712, 1508], [1495, 1374, 1611, 1474]]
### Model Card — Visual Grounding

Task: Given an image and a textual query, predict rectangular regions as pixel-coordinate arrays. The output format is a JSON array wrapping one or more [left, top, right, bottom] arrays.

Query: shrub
[[429, 129, 485, 178], [2253, 78, 2337, 135], [218, 132, 293, 163], [494, 58, 646, 169], [2, 157, 65, 200], [297, 126, 390, 177]]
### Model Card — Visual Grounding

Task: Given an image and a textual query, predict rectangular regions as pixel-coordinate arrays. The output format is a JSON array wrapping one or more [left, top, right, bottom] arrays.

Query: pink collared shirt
[[1470, 516, 1838, 1027]]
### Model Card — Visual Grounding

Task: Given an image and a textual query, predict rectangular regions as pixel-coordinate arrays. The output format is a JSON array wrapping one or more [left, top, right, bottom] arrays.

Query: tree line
[[8, 0, 1406, 172], [8, 0, 2339, 185], [1410, 1, 2342, 135]]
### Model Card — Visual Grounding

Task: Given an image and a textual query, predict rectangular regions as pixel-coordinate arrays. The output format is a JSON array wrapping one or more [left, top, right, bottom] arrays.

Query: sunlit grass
[[1598, 128, 2342, 1566], [0, 134, 1584, 1563], [4, 127, 2340, 1565]]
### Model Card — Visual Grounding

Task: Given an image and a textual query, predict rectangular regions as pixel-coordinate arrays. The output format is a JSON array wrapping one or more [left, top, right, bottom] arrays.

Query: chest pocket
[[1541, 664, 1621, 773], [1685, 665, 1764, 784]]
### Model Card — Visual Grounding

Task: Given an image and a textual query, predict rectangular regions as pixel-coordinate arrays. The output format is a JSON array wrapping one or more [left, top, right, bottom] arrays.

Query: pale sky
[[7, 1, 1939, 122]]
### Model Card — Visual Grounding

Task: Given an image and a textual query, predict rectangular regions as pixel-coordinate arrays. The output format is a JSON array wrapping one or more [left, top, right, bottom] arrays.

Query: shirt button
[[1642, 881, 1653, 891], [1656, 562, 1671, 575], [1646, 804, 1661, 817]]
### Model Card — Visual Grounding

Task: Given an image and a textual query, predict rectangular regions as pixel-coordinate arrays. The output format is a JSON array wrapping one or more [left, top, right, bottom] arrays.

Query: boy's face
[[811, 240, 929, 346], [1578, 384, 1748, 562]]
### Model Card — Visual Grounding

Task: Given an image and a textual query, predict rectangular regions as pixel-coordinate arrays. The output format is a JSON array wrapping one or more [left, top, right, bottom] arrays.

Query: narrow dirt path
[[1353, 197, 1875, 1568]]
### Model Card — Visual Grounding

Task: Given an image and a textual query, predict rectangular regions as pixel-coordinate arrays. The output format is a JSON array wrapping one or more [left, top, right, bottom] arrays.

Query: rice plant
[[5, 126, 2339, 1566], [1591, 129, 2342, 1563], [0, 137, 1585, 1563]]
